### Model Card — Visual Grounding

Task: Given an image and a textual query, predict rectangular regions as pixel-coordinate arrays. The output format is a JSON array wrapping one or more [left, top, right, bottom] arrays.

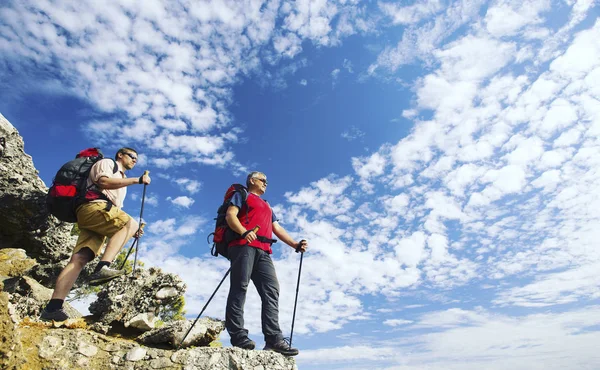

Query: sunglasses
[[124, 152, 138, 161], [255, 178, 268, 185]]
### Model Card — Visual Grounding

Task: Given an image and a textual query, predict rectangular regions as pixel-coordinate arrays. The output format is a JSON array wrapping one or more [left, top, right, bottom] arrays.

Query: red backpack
[[46, 148, 117, 222], [208, 184, 248, 259]]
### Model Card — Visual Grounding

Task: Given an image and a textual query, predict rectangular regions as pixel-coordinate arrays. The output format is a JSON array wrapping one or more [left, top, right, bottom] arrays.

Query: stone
[[89, 267, 186, 332], [150, 357, 173, 369], [125, 312, 158, 331], [38, 335, 63, 359], [0, 292, 25, 369], [0, 114, 99, 287], [156, 286, 178, 299], [137, 317, 225, 349], [2, 275, 81, 320], [125, 347, 146, 362], [78, 342, 98, 357], [0, 249, 37, 278]]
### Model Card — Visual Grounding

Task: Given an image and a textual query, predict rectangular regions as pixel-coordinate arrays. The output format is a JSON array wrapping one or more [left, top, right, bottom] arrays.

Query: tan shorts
[[73, 202, 132, 256]]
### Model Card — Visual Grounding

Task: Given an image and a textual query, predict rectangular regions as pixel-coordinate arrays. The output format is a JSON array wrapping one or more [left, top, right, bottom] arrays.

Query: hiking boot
[[263, 338, 299, 356], [40, 308, 69, 322], [88, 266, 125, 286], [232, 337, 256, 350]]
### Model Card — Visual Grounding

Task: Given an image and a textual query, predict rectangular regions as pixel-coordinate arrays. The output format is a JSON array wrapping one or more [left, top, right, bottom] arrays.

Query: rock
[[156, 286, 178, 299], [0, 292, 25, 369], [78, 342, 98, 357], [137, 317, 225, 349], [149, 357, 173, 368], [126, 347, 146, 362], [38, 335, 64, 359], [0, 114, 97, 287], [125, 312, 158, 331], [89, 267, 186, 332], [0, 248, 37, 279], [2, 275, 81, 320]]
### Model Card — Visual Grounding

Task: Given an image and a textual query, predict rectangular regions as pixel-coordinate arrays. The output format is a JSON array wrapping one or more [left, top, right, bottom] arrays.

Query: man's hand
[[242, 226, 260, 243], [295, 239, 308, 253], [134, 223, 146, 239], [139, 170, 151, 185]]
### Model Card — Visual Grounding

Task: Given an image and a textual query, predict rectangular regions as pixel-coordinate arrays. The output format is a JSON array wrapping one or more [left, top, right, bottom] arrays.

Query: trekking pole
[[177, 266, 231, 350], [177, 226, 260, 349], [119, 223, 144, 270], [289, 240, 306, 349], [132, 170, 149, 274]]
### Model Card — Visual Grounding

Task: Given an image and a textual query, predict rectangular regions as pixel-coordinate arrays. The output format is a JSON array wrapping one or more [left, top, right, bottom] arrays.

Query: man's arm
[[272, 221, 307, 252], [226, 205, 257, 243], [97, 172, 151, 189]]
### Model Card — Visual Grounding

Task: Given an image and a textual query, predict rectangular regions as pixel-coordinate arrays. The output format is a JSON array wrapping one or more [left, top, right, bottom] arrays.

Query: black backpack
[[46, 148, 117, 222], [208, 184, 248, 259]]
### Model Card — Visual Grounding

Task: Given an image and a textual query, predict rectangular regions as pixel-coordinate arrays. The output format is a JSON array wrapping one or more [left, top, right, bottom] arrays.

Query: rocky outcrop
[[0, 248, 297, 369], [0, 113, 82, 286], [28, 328, 297, 369], [89, 267, 187, 333], [138, 318, 225, 349], [0, 249, 81, 320], [0, 290, 25, 370]]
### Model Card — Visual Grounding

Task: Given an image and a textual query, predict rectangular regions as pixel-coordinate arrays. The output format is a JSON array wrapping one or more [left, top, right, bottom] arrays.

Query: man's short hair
[[246, 171, 266, 187], [115, 147, 138, 160]]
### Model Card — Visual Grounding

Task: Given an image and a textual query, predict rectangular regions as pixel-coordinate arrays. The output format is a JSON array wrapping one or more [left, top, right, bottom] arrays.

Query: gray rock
[[3, 275, 81, 320], [137, 318, 225, 349], [89, 267, 186, 332], [125, 347, 146, 362], [125, 312, 158, 331], [150, 357, 173, 369], [78, 342, 98, 357], [38, 335, 64, 359], [0, 114, 97, 287], [156, 286, 178, 299]]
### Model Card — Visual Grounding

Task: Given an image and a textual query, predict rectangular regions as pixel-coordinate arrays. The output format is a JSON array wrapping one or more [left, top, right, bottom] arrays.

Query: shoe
[[40, 308, 69, 322], [232, 337, 256, 350], [263, 338, 299, 356], [88, 266, 125, 286]]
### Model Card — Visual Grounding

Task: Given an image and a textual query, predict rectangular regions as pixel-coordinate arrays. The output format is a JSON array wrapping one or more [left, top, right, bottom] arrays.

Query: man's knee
[[71, 248, 95, 267], [125, 217, 138, 235]]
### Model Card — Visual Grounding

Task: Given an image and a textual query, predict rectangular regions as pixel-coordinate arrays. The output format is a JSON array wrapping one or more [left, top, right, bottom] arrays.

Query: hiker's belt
[[88, 200, 115, 212], [257, 236, 277, 244]]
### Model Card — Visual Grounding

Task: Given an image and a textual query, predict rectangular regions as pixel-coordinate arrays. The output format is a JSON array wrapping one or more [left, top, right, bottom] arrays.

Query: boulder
[[0, 113, 87, 286], [89, 267, 186, 333], [137, 318, 225, 349], [0, 248, 37, 279], [3, 275, 82, 320], [0, 248, 81, 320]]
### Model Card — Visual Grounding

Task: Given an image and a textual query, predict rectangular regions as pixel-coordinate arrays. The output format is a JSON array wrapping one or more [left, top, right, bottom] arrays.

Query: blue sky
[[2, 0, 600, 369]]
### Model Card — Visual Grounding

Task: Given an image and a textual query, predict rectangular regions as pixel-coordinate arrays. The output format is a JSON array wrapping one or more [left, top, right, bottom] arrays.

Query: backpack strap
[[111, 158, 118, 174]]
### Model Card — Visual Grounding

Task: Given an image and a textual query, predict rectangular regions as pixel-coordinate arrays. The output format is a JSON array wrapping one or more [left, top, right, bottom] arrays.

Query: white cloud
[[175, 178, 202, 194], [341, 126, 365, 141], [379, 0, 444, 25], [302, 307, 600, 369], [169, 196, 195, 208], [484, 0, 550, 37]]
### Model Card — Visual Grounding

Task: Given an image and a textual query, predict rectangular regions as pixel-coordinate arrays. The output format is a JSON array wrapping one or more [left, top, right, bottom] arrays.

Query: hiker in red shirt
[[41, 147, 150, 321], [225, 171, 308, 356]]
